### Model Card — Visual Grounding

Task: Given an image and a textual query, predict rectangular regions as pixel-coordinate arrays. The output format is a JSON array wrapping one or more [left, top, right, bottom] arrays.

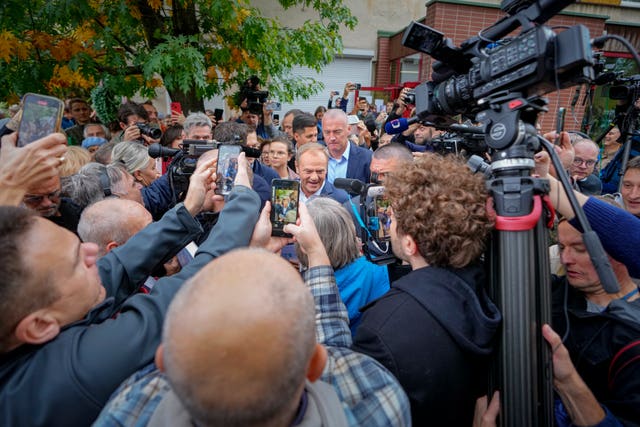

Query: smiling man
[[621, 156, 640, 217], [296, 143, 349, 204]]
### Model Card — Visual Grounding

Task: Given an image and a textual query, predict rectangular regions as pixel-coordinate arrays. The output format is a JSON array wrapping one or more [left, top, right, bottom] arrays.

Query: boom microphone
[[384, 117, 420, 135], [334, 178, 366, 195], [148, 143, 180, 158]]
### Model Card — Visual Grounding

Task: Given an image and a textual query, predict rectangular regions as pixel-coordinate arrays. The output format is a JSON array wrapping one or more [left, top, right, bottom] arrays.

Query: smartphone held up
[[215, 144, 242, 196], [270, 179, 300, 237], [16, 93, 64, 147]]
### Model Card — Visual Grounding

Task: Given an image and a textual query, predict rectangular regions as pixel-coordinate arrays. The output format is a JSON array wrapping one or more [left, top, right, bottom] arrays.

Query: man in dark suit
[[322, 109, 372, 184], [296, 143, 350, 204]]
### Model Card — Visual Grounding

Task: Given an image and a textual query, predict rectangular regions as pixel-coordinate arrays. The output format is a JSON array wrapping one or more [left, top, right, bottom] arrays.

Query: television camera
[[148, 139, 260, 202], [400, 1, 621, 425]]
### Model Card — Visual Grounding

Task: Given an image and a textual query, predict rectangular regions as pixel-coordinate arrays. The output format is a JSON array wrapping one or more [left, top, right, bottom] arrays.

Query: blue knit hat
[[82, 136, 108, 149]]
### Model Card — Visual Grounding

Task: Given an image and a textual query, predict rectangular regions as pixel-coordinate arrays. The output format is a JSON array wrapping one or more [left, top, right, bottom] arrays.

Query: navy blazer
[[345, 142, 373, 183], [320, 181, 350, 204]]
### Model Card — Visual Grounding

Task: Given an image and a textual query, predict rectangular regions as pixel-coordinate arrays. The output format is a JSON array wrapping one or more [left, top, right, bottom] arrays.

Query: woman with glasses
[[268, 135, 299, 180]]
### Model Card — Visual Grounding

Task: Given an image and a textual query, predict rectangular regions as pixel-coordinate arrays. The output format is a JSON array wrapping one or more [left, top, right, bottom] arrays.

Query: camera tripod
[[478, 92, 619, 426]]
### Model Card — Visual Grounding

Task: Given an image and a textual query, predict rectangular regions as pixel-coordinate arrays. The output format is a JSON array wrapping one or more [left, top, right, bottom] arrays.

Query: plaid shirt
[[93, 266, 411, 427]]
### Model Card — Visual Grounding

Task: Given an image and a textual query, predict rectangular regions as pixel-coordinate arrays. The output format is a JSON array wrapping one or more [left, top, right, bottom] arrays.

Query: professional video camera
[[431, 129, 487, 157], [237, 76, 269, 115], [334, 177, 397, 265], [403, 0, 594, 132], [148, 139, 260, 202]]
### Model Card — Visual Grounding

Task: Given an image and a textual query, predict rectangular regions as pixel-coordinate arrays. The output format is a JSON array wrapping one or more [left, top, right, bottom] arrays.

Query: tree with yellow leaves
[[0, 0, 356, 116]]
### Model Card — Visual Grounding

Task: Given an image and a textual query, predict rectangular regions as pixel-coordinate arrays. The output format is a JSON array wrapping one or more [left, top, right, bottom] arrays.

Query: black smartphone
[[273, 113, 280, 121], [270, 179, 300, 237], [354, 83, 362, 90], [215, 144, 242, 196], [213, 108, 223, 121], [17, 93, 64, 147]]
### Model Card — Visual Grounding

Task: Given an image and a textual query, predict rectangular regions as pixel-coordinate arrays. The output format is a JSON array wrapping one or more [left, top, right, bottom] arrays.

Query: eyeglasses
[[572, 157, 596, 168], [23, 189, 61, 205]]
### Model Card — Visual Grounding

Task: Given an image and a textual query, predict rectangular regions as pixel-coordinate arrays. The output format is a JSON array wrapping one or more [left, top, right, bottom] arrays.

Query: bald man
[[78, 199, 153, 257], [94, 205, 411, 426]]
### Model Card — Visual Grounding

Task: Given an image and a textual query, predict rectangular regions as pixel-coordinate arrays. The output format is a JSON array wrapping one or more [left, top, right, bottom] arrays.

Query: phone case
[[17, 93, 64, 147], [270, 179, 300, 237]]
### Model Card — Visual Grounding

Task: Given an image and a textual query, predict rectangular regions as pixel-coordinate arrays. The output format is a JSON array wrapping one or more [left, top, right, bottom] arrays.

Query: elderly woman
[[296, 197, 390, 335], [111, 141, 160, 187]]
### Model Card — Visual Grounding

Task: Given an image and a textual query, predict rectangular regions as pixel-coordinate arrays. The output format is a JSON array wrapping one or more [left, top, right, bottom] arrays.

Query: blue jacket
[[0, 187, 260, 427], [346, 142, 373, 184]]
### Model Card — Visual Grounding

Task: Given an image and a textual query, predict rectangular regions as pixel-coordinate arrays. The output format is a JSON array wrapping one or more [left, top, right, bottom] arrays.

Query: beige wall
[[251, 0, 640, 54], [250, 0, 427, 52]]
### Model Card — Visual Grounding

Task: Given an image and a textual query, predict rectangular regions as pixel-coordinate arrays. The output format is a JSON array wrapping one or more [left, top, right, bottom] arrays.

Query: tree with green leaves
[[0, 0, 356, 121]]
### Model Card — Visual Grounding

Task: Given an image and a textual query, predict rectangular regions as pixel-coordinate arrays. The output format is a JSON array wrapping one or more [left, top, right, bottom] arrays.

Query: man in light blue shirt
[[323, 109, 372, 184]]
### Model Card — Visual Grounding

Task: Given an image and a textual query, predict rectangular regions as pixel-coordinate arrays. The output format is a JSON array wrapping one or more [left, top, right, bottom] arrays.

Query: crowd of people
[[0, 81, 639, 427]]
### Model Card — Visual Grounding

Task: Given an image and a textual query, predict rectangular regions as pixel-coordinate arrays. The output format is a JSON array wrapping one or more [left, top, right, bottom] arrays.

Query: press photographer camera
[[136, 123, 162, 140], [148, 139, 260, 203]]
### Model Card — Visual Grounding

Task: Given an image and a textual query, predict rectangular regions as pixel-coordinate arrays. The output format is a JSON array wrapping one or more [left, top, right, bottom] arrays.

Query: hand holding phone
[[17, 94, 64, 147], [270, 179, 300, 237]]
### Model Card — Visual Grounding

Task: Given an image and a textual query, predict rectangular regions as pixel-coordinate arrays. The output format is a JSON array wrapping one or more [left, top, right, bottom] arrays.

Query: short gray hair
[[60, 173, 104, 210], [110, 141, 150, 174], [183, 112, 212, 135], [83, 123, 111, 140], [373, 142, 413, 162], [296, 197, 360, 269], [295, 142, 329, 164]]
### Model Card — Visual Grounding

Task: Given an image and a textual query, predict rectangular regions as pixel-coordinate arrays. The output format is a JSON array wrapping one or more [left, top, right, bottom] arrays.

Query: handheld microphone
[[384, 117, 420, 135], [334, 178, 366, 195], [148, 143, 180, 159]]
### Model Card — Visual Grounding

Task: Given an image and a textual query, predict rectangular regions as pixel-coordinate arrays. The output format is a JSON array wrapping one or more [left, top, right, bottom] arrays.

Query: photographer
[[111, 102, 161, 145], [352, 153, 500, 426], [235, 76, 281, 140]]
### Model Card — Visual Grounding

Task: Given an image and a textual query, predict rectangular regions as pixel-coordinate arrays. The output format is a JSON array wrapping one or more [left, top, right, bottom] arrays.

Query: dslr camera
[[136, 123, 162, 140]]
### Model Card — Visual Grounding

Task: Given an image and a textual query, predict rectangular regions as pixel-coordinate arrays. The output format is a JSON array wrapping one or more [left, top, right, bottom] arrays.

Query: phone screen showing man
[[270, 179, 300, 237]]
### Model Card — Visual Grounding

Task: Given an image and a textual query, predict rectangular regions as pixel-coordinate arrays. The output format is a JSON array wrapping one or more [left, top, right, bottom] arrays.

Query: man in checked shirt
[[94, 202, 410, 427]]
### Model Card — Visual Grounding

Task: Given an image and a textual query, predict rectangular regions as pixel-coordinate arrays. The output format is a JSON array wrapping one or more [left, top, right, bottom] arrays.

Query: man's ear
[[119, 121, 127, 131], [306, 343, 327, 383], [155, 344, 165, 372], [14, 311, 60, 346], [132, 170, 143, 182], [398, 233, 419, 258], [105, 241, 119, 253]]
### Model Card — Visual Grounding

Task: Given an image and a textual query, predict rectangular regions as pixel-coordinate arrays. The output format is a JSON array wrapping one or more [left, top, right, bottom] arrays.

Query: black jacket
[[353, 264, 501, 426], [0, 188, 260, 426], [552, 277, 640, 426]]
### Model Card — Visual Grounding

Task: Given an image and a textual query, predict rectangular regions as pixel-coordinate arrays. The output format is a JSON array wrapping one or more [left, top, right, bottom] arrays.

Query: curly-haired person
[[353, 153, 501, 426]]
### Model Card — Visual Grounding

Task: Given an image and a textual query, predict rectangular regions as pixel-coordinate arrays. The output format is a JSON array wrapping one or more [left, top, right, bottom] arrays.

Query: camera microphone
[[384, 117, 420, 135], [334, 178, 366, 195], [148, 143, 180, 159]]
